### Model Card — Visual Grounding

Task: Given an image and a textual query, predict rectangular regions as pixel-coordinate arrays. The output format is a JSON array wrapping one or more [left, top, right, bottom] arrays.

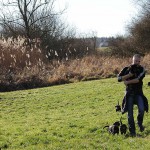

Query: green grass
[[0, 76, 150, 150], [96, 47, 111, 52]]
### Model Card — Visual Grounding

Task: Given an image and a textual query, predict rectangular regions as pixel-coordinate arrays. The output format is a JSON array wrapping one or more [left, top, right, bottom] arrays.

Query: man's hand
[[128, 72, 134, 77], [124, 80, 128, 86], [124, 78, 139, 85], [118, 73, 133, 82], [118, 76, 122, 82]]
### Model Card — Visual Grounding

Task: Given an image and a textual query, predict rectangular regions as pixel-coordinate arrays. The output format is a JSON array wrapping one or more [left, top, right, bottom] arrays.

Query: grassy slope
[[0, 76, 150, 150]]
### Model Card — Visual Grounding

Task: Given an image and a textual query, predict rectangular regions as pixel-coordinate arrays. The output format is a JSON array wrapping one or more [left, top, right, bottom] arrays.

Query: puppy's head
[[130, 64, 138, 74], [113, 121, 120, 127]]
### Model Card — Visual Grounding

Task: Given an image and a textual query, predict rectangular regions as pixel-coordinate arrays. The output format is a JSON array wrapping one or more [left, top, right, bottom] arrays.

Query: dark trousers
[[127, 95, 144, 133]]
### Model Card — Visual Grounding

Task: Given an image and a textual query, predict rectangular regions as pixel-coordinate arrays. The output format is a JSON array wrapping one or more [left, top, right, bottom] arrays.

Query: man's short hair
[[133, 54, 141, 59]]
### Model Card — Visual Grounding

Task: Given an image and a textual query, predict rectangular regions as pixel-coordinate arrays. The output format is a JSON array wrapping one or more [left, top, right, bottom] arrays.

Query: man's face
[[133, 57, 141, 65]]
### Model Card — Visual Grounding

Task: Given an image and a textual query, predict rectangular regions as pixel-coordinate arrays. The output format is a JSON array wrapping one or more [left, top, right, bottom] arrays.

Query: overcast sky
[[56, 0, 137, 37]]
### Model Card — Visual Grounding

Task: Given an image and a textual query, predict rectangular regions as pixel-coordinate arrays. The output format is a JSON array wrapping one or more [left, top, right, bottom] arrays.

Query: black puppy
[[130, 64, 138, 74], [103, 121, 120, 135], [115, 101, 121, 112], [103, 125, 119, 135], [120, 117, 127, 134], [148, 82, 150, 86]]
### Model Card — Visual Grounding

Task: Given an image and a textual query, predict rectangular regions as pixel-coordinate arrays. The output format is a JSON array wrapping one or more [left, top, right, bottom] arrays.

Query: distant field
[[0, 76, 150, 150], [96, 47, 110, 52]]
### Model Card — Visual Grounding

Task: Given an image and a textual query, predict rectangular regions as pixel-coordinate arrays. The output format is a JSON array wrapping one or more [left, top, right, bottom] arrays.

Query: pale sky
[[56, 0, 137, 37]]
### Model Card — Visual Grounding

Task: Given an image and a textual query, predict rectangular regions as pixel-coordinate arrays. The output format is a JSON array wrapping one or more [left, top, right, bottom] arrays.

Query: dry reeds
[[0, 36, 46, 71], [0, 36, 150, 92]]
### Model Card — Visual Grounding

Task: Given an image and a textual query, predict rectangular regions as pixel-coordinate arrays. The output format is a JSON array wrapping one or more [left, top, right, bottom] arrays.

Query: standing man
[[117, 54, 148, 137]]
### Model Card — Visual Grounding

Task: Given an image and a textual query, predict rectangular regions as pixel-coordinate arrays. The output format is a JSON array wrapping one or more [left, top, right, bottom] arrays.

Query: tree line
[[109, 0, 150, 56]]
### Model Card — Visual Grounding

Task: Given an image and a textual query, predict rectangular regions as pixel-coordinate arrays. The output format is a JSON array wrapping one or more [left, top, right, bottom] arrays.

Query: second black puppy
[[120, 117, 127, 134]]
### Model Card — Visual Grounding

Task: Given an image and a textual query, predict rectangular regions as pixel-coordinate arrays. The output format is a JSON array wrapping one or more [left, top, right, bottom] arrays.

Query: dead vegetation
[[0, 37, 150, 92]]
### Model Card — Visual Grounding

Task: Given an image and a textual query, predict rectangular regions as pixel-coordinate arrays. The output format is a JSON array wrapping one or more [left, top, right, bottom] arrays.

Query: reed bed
[[0, 37, 150, 91]]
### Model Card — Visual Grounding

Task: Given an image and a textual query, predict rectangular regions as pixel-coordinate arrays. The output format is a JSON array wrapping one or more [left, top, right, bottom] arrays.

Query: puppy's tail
[[103, 126, 109, 129]]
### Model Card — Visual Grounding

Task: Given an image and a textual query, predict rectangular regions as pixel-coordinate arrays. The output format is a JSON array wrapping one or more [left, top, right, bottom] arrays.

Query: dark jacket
[[121, 91, 149, 114], [118, 65, 149, 114], [118, 65, 145, 93]]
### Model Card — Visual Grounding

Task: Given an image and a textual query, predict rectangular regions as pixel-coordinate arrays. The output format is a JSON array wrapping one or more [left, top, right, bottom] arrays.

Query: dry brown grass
[[0, 37, 150, 91], [0, 36, 46, 70], [48, 54, 150, 83]]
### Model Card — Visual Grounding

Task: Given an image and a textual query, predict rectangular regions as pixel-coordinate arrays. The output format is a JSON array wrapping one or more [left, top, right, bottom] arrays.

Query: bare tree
[[127, 0, 150, 53], [0, 0, 67, 42], [0, 0, 96, 60]]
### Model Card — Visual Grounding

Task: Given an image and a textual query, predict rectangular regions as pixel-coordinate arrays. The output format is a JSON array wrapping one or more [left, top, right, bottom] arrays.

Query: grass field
[[0, 76, 150, 150]]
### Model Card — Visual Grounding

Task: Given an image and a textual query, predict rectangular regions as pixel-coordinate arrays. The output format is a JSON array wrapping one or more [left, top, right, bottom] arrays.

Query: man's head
[[132, 54, 141, 65]]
